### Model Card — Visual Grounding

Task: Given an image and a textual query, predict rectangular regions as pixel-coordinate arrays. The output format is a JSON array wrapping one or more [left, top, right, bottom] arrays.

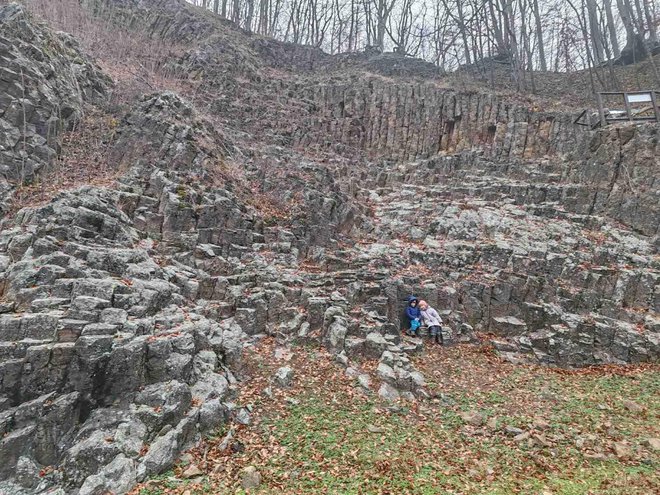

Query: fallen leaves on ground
[[130, 339, 659, 494]]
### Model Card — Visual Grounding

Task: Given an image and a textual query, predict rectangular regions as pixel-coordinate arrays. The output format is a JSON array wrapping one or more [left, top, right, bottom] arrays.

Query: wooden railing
[[596, 91, 660, 126]]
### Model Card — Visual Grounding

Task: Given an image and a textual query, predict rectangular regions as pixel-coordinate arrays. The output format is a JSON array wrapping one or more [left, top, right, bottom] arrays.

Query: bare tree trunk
[[586, 0, 605, 64], [456, 0, 472, 64], [245, 0, 254, 31], [488, 0, 507, 55], [232, 0, 240, 23], [531, 0, 547, 70], [520, 0, 535, 91], [501, 0, 523, 87], [349, 0, 355, 51], [633, 0, 648, 33], [271, 0, 283, 36], [257, 0, 268, 34], [617, 0, 637, 47], [370, 0, 395, 51], [603, 0, 621, 57], [642, 0, 657, 41], [567, 0, 601, 92]]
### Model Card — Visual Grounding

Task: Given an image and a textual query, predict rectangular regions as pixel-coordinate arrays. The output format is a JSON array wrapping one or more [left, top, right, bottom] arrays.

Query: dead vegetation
[[128, 338, 660, 494], [24, 0, 189, 102], [7, 105, 120, 215]]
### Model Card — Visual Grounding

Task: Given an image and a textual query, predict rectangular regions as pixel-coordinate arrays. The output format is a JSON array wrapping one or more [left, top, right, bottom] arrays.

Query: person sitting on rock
[[405, 296, 422, 336], [419, 300, 443, 345]]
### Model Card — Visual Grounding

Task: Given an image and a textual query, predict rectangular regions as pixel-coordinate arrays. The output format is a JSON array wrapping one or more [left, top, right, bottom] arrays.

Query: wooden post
[[597, 92, 607, 127], [623, 92, 634, 122], [651, 92, 660, 123]]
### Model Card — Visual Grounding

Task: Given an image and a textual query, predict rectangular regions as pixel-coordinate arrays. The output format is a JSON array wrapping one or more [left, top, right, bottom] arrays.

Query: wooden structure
[[596, 91, 660, 126]]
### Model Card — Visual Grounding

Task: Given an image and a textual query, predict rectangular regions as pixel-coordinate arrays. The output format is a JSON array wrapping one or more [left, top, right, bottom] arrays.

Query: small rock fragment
[[274, 366, 294, 387], [377, 362, 396, 382], [357, 374, 371, 391], [460, 411, 485, 427], [181, 464, 203, 479], [241, 465, 261, 490], [335, 351, 349, 367], [378, 383, 400, 402], [643, 438, 660, 451], [514, 432, 531, 442], [623, 400, 645, 413], [533, 433, 551, 447], [345, 367, 360, 378], [234, 408, 251, 425], [505, 426, 525, 436], [613, 441, 632, 459], [532, 417, 550, 430]]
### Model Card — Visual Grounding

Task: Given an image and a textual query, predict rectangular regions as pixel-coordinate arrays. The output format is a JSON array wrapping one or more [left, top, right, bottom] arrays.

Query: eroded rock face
[[0, 4, 110, 190], [0, 82, 340, 494], [292, 82, 582, 162], [0, 184, 246, 493], [71, 2, 655, 372], [0, 60, 253, 492], [0, 0, 658, 492]]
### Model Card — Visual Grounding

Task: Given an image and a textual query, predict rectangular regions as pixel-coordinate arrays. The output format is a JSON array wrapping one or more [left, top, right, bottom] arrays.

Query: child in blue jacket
[[405, 296, 422, 336]]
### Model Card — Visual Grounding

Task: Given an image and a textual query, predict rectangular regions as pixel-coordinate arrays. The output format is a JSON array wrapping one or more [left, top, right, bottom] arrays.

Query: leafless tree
[[187, 0, 660, 88]]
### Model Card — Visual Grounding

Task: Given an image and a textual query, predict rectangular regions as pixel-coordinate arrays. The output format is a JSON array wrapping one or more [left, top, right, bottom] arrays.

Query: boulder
[[273, 367, 294, 387], [460, 411, 485, 427], [241, 466, 261, 490], [378, 383, 400, 402]]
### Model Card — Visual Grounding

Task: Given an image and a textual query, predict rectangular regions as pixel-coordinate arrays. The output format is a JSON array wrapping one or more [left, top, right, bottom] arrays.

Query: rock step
[[0, 339, 58, 360]]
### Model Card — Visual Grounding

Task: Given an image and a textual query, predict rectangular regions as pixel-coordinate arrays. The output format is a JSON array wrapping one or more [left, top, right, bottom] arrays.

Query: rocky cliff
[[292, 82, 581, 162], [0, 3, 109, 204], [0, 0, 658, 493]]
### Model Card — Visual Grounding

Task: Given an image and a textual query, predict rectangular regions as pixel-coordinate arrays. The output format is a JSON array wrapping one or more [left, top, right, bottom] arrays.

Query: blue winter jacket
[[405, 296, 421, 321]]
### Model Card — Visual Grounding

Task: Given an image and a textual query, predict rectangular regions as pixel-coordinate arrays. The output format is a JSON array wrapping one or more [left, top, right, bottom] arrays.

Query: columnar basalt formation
[[0, 90, 252, 493], [0, 4, 109, 197], [0, 0, 658, 493], [292, 82, 582, 162]]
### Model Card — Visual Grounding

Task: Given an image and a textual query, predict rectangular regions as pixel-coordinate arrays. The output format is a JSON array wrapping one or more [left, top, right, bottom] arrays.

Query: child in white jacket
[[419, 300, 443, 345]]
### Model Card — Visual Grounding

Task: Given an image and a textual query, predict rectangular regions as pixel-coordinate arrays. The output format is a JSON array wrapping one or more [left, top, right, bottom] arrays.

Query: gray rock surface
[[273, 366, 294, 387], [0, 4, 110, 202], [241, 465, 261, 490], [0, 0, 658, 493]]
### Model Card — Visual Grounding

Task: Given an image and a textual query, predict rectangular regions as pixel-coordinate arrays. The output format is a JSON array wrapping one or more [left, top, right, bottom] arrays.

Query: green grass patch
[[250, 370, 659, 494]]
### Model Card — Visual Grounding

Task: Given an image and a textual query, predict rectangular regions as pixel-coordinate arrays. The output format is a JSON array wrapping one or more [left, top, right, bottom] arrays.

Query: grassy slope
[[132, 340, 659, 495]]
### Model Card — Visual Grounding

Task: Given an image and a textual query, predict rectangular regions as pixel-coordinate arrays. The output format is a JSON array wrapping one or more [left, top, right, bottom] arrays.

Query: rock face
[[0, 91, 251, 492], [0, 4, 110, 195], [292, 82, 581, 163], [0, 0, 658, 493]]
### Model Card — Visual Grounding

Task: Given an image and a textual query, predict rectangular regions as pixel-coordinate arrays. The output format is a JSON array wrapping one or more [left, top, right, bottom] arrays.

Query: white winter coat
[[421, 307, 443, 327]]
